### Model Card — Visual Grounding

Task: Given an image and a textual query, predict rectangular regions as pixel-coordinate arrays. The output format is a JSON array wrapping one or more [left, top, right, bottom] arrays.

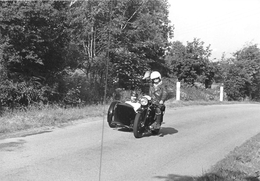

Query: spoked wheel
[[107, 102, 118, 128], [133, 113, 146, 138], [107, 114, 116, 128]]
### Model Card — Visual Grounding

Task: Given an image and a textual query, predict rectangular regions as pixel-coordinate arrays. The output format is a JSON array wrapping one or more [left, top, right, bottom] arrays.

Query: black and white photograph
[[0, 0, 260, 180]]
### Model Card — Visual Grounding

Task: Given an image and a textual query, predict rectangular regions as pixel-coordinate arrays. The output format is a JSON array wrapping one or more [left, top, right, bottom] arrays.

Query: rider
[[149, 71, 167, 129]]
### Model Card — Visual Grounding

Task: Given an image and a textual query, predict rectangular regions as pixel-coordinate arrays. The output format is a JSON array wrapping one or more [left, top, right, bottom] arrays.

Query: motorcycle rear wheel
[[133, 113, 145, 138]]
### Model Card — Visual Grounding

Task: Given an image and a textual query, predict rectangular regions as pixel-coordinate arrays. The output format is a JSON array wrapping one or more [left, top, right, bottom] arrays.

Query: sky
[[168, 0, 260, 60]]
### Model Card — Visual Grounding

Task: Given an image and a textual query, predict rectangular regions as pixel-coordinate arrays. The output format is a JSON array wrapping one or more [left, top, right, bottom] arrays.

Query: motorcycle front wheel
[[133, 112, 145, 138]]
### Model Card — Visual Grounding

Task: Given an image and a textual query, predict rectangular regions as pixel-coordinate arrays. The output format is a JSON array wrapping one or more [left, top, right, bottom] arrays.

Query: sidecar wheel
[[107, 115, 116, 128], [107, 102, 118, 128], [133, 113, 145, 138]]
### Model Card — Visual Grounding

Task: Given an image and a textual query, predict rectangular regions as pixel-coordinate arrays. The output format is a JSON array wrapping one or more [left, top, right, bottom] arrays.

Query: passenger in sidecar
[[125, 91, 141, 112]]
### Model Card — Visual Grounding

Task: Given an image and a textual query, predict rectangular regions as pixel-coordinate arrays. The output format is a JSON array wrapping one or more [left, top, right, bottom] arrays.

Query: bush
[[180, 82, 223, 101], [0, 79, 47, 109]]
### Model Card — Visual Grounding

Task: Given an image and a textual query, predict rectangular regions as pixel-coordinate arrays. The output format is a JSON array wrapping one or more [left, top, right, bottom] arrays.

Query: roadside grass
[[197, 133, 260, 181], [1, 98, 244, 139], [0, 100, 242, 137], [0, 104, 107, 137]]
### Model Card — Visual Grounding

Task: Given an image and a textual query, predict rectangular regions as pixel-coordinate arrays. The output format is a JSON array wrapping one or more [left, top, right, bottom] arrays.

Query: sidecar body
[[107, 101, 138, 129]]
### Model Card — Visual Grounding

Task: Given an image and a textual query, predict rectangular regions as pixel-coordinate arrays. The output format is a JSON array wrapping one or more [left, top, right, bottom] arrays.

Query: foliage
[[0, 1, 71, 107], [0, 1, 70, 78], [220, 44, 260, 101], [166, 38, 215, 88], [179, 82, 222, 101], [62, 69, 104, 105], [65, 0, 174, 103], [0, 0, 173, 110], [0, 78, 48, 108], [0, 0, 260, 113]]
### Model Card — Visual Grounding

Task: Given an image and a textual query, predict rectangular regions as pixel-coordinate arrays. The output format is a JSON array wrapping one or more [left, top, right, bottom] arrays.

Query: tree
[[224, 62, 252, 101], [234, 43, 260, 62], [0, 1, 71, 106], [0, 0, 174, 108], [166, 38, 214, 87], [223, 43, 260, 101], [69, 0, 174, 90]]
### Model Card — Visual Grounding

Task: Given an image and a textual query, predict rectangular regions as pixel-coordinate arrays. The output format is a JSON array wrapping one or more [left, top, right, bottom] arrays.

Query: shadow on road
[[154, 173, 226, 181], [21, 130, 52, 137], [159, 127, 178, 137], [0, 139, 26, 151], [141, 127, 178, 138], [155, 174, 196, 181], [116, 127, 132, 132], [154, 173, 260, 181], [115, 127, 178, 138]]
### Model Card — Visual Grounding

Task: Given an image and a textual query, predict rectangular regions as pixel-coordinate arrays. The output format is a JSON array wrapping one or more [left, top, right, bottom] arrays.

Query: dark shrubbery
[[0, 1, 259, 115], [178, 82, 224, 101]]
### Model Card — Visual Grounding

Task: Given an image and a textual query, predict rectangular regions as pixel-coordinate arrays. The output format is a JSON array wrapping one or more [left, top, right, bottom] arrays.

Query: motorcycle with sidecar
[[107, 95, 164, 138]]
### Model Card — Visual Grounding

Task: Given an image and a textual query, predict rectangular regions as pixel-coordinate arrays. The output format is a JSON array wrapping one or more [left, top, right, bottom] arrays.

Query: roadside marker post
[[176, 82, 180, 101], [220, 84, 224, 101]]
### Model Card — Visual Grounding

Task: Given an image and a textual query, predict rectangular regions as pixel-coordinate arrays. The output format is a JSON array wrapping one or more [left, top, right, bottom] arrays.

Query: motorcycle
[[107, 95, 164, 138]]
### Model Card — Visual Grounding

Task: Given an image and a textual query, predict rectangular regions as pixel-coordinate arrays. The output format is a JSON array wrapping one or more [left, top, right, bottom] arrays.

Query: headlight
[[140, 97, 148, 106]]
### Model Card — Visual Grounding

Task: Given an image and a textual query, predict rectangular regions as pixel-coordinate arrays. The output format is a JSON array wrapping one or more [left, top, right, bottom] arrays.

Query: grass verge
[[0, 104, 108, 138], [197, 133, 260, 181], [1, 100, 253, 139], [0, 100, 239, 138]]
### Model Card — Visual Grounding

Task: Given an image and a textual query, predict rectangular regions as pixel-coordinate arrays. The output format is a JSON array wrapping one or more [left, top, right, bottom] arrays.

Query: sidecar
[[107, 101, 138, 129]]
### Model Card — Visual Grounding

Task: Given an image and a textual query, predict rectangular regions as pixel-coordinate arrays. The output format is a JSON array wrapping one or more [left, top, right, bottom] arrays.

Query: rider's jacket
[[149, 82, 167, 104]]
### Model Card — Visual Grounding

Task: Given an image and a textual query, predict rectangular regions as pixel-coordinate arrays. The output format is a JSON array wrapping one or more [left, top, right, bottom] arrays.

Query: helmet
[[150, 71, 162, 85], [150, 71, 161, 80]]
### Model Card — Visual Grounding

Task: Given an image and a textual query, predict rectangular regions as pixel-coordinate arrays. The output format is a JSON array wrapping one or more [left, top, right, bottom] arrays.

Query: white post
[[220, 85, 224, 101], [176, 82, 180, 101]]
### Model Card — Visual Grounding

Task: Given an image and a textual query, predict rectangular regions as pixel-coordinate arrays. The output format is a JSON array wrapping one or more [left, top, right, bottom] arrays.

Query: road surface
[[0, 104, 260, 181]]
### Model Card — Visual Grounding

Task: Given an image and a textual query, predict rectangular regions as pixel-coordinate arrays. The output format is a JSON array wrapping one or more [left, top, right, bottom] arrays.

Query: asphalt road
[[0, 104, 260, 181]]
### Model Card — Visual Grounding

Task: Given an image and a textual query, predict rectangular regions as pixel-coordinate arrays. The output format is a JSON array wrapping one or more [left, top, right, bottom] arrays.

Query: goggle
[[152, 78, 160, 83]]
